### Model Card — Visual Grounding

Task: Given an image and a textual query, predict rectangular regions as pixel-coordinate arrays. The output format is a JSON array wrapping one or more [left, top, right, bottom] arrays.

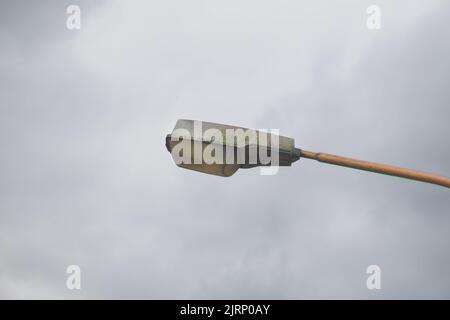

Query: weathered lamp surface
[[165, 119, 300, 177]]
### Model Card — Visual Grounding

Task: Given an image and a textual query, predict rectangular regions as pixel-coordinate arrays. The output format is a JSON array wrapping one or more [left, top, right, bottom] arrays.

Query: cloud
[[0, 0, 449, 299]]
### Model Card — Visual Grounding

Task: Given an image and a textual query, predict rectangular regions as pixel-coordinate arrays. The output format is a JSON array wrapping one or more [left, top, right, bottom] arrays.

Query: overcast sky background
[[1, 0, 449, 299]]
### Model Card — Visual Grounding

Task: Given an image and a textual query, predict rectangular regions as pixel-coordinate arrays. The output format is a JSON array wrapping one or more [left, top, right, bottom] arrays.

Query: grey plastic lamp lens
[[165, 119, 300, 177]]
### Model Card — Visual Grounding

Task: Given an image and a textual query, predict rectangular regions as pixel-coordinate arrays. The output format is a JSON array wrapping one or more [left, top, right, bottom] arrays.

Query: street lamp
[[165, 119, 450, 188]]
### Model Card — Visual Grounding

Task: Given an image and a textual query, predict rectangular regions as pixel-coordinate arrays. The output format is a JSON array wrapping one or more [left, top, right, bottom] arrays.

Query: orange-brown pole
[[299, 149, 450, 188]]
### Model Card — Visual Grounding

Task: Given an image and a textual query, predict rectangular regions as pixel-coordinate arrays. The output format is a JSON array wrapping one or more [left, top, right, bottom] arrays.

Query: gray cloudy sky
[[0, 0, 449, 299]]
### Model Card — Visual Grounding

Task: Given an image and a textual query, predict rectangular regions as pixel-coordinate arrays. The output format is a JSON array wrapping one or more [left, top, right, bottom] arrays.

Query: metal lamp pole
[[298, 149, 450, 188]]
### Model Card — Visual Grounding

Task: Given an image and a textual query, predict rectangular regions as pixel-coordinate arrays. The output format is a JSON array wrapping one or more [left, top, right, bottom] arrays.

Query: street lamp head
[[165, 119, 300, 177]]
